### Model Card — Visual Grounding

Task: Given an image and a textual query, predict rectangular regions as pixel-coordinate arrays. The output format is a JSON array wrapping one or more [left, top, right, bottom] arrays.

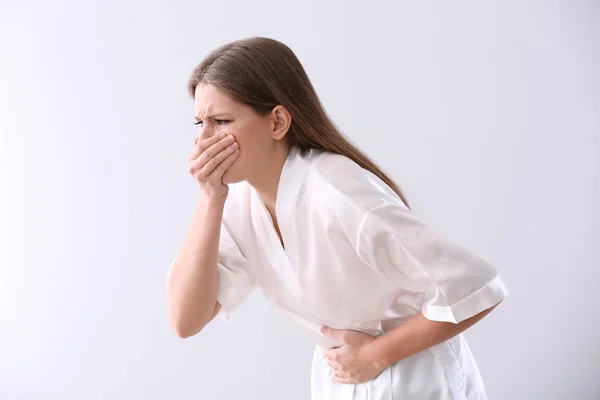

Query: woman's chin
[[222, 168, 242, 185]]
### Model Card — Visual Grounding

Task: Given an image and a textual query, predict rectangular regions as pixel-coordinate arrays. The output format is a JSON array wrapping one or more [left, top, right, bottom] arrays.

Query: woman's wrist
[[200, 192, 227, 208], [364, 336, 394, 371]]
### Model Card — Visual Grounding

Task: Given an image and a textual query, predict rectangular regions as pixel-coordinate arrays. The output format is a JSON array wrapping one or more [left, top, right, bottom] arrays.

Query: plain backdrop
[[1, 1, 599, 399]]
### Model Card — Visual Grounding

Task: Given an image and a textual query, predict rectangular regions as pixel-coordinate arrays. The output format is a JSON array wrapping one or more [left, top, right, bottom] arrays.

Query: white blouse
[[169, 146, 509, 400]]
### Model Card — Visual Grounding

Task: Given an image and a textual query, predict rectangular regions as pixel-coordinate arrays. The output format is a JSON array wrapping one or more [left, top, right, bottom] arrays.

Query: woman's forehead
[[194, 83, 240, 117]]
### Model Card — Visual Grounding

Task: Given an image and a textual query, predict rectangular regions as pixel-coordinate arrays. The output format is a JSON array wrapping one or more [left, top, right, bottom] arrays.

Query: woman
[[167, 37, 509, 400]]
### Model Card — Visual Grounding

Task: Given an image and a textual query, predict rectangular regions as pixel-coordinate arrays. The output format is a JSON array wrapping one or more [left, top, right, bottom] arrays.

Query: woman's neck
[[247, 143, 290, 213]]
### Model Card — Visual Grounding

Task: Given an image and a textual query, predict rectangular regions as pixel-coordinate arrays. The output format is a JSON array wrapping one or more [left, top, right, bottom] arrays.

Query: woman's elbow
[[169, 314, 205, 339], [167, 301, 210, 338]]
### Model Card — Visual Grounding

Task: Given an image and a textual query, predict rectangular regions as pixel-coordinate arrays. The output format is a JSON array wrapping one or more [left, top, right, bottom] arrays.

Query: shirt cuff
[[215, 298, 233, 321], [421, 274, 510, 324]]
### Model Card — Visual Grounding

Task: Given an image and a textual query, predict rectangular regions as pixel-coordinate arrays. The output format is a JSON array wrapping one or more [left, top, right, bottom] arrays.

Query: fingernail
[[221, 132, 227, 138]]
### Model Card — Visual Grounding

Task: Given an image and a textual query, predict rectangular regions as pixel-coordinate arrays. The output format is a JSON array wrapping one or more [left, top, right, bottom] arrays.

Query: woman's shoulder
[[305, 148, 400, 212]]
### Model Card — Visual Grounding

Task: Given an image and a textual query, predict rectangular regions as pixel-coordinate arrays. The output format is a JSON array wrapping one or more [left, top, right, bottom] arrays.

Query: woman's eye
[[194, 119, 230, 126]]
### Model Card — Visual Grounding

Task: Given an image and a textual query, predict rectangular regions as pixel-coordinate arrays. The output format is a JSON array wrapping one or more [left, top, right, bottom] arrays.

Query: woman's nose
[[197, 128, 215, 142]]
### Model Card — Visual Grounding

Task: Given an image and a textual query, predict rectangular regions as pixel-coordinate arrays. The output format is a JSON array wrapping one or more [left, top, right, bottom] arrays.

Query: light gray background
[[1, 1, 599, 399]]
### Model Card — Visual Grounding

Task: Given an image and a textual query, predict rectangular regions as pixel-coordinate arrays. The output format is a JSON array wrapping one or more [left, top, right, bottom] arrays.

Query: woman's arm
[[368, 303, 500, 369], [167, 195, 226, 338]]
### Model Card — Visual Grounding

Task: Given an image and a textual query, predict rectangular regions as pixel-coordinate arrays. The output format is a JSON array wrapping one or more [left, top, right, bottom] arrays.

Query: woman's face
[[194, 82, 276, 184]]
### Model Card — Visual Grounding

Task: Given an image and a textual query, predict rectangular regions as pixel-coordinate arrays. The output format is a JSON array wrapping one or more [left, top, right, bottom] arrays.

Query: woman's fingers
[[196, 140, 239, 181], [188, 132, 227, 162], [186, 132, 239, 198], [206, 148, 240, 183], [326, 359, 345, 372], [188, 134, 238, 180], [332, 370, 350, 382]]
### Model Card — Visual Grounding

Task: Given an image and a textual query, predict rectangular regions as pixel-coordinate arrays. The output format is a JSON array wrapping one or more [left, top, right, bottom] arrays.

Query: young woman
[[167, 37, 509, 400]]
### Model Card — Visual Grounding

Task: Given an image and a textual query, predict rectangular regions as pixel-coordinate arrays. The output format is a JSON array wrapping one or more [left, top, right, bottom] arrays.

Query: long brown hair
[[187, 37, 410, 209]]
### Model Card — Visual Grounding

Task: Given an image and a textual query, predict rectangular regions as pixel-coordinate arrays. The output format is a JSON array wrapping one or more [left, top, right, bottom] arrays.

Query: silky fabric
[[168, 146, 509, 399]]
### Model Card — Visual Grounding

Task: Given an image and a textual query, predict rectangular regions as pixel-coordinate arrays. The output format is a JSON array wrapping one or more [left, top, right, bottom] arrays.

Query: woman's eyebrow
[[194, 113, 233, 120]]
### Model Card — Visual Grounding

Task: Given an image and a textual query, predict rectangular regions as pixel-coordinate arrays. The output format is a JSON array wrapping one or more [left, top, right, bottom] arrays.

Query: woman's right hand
[[188, 132, 240, 200]]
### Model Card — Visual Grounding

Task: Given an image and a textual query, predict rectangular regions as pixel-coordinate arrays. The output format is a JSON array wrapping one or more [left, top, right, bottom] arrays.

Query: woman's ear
[[270, 105, 292, 141]]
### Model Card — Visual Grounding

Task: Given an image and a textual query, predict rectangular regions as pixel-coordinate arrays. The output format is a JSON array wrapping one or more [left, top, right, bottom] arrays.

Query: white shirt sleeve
[[212, 222, 258, 321], [167, 222, 257, 322], [355, 202, 509, 324]]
